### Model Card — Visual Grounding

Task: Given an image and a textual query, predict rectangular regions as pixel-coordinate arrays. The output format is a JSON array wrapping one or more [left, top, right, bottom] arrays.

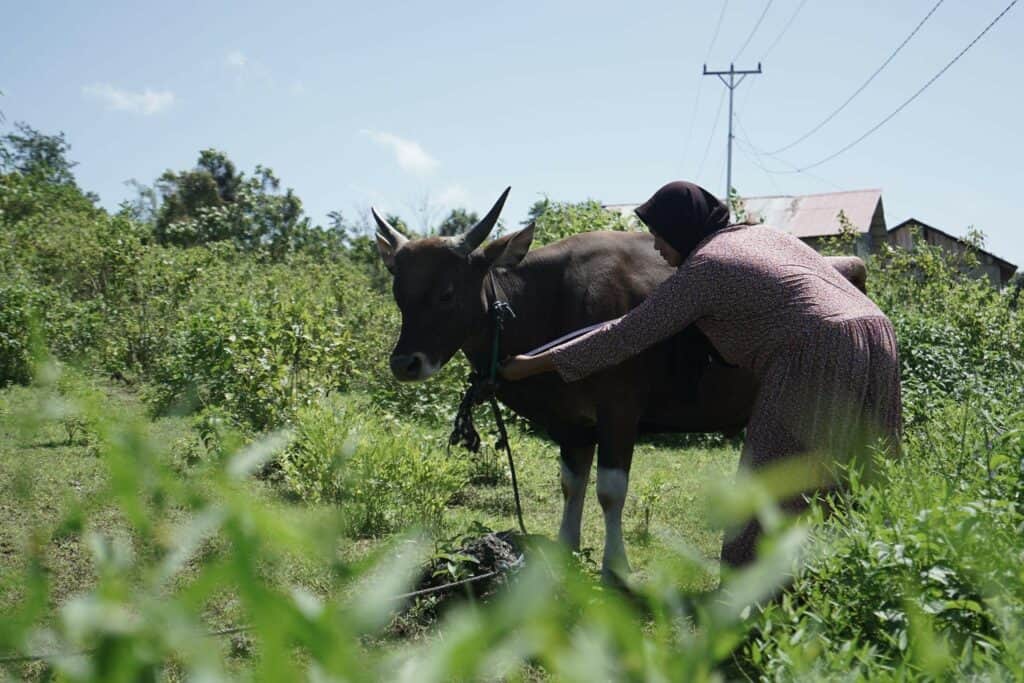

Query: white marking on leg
[[558, 461, 589, 551], [596, 467, 630, 581]]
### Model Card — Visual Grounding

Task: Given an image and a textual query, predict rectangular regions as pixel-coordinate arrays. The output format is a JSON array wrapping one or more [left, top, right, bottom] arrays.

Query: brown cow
[[374, 188, 866, 580]]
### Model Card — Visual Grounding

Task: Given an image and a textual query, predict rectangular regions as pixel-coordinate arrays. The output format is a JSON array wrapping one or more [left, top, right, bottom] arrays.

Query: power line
[[778, 0, 1018, 173], [682, 1, 730, 171], [736, 0, 810, 122], [766, 0, 947, 155], [734, 0, 776, 60], [706, 0, 731, 61], [760, 0, 809, 60], [734, 114, 843, 190], [735, 139, 785, 195], [695, 87, 728, 184]]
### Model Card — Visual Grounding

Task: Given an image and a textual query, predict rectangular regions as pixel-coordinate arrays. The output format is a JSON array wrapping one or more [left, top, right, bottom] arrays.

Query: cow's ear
[[376, 235, 397, 274], [479, 222, 535, 269]]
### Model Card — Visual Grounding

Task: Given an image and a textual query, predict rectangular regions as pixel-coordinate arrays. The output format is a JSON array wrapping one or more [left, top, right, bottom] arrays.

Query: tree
[[1, 122, 79, 187], [523, 197, 551, 227], [153, 149, 311, 258], [383, 213, 412, 238], [436, 208, 479, 237]]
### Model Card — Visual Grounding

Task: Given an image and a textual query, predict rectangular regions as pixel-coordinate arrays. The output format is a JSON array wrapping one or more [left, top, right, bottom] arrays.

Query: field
[[2, 136, 1024, 680]]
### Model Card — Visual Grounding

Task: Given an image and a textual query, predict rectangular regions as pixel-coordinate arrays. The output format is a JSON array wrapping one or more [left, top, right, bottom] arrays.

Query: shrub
[[0, 277, 39, 385], [147, 255, 392, 429], [281, 395, 469, 536], [527, 198, 638, 247], [869, 238, 1024, 425], [742, 404, 1024, 678]]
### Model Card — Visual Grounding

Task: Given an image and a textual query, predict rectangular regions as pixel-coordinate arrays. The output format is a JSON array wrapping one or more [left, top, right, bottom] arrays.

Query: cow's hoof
[[600, 567, 632, 592]]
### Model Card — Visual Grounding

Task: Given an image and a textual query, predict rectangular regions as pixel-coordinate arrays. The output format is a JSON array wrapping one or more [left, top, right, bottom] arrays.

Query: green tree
[[0, 121, 79, 187], [436, 208, 478, 236], [153, 149, 311, 258], [523, 197, 551, 227]]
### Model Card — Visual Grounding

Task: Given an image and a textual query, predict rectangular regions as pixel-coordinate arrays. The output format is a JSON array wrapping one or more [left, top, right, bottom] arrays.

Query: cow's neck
[[461, 266, 553, 373]]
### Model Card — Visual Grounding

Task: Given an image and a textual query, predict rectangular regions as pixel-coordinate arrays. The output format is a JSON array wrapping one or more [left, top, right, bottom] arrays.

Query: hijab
[[635, 181, 736, 393], [634, 181, 730, 262]]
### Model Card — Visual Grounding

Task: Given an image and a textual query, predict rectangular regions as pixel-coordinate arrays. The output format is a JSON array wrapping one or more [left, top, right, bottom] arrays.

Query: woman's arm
[[501, 256, 712, 383]]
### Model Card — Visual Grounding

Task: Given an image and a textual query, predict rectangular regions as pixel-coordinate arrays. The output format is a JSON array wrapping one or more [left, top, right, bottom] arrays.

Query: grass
[[0, 377, 739, 676]]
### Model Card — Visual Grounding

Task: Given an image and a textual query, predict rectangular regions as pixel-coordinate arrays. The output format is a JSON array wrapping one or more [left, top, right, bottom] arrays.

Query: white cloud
[[361, 129, 439, 175], [226, 50, 247, 68], [289, 81, 306, 96], [436, 184, 471, 209], [82, 84, 175, 115]]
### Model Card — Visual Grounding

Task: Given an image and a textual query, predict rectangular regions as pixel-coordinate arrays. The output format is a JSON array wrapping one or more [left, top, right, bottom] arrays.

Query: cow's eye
[[438, 285, 455, 305]]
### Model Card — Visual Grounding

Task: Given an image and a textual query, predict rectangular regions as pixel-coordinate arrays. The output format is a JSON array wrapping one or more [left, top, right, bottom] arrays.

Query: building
[[888, 218, 1017, 288], [740, 189, 888, 259], [605, 189, 1018, 287], [606, 189, 888, 258]]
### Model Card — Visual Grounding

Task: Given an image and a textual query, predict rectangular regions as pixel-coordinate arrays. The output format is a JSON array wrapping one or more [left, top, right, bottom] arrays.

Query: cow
[[373, 187, 867, 581]]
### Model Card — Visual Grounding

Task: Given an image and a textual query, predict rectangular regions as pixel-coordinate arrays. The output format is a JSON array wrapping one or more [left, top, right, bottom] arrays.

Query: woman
[[500, 180, 902, 567]]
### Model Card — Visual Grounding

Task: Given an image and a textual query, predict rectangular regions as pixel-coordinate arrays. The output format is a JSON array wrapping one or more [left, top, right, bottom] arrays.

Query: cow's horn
[[371, 207, 408, 249], [452, 186, 511, 254]]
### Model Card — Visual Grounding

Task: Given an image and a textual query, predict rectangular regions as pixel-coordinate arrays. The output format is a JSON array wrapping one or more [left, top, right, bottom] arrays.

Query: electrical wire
[[760, 0, 810, 60], [734, 114, 843, 190], [682, 0, 730, 172], [736, 140, 785, 196], [778, 0, 1018, 172], [734, 0, 776, 60], [736, 0, 810, 124], [766, 0, 946, 155], [696, 88, 728, 183]]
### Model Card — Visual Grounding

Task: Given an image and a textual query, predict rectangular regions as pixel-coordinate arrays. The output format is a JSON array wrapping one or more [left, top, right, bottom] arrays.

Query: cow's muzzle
[[390, 352, 439, 382]]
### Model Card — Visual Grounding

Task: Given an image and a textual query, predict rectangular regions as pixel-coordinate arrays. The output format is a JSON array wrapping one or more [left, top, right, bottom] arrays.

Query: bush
[[743, 403, 1024, 679], [869, 238, 1024, 425], [0, 277, 41, 385], [527, 198, 638, 247], [281, 395, 469, 536]]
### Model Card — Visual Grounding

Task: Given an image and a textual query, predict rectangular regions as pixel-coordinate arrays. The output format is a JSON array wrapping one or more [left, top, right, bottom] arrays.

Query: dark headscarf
[[634, 181, 730, 262], [635, 181, 736, 394]]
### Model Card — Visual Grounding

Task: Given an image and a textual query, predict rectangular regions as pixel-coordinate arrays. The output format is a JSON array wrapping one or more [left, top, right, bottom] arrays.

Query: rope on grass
[[0, 552, 524, 665]]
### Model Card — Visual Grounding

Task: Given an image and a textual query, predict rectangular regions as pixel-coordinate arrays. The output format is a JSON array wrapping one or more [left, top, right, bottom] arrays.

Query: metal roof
[[740, 189, 883, 238], [890, 218, 1018, 273], [605, 189, 884, 239]]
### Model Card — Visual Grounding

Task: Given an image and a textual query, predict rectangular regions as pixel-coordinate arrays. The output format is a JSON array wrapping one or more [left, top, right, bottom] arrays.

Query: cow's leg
[[596, 408, 639, 583], [558, 443, 595, 551]]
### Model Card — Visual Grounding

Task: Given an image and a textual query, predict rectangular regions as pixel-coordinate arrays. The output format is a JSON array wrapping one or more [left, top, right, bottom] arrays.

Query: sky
[[2, 0, 1022, 266]]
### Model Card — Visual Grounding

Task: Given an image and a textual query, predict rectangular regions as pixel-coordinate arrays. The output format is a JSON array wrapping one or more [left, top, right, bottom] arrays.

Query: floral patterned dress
[[551, 224, 902, 566]]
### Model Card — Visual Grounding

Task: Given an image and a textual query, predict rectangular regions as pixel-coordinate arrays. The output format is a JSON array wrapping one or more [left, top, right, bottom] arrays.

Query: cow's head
[[373, 187, 535, 381]]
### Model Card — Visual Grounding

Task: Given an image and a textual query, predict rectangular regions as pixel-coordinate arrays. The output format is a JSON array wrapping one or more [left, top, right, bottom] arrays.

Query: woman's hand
[[500, 353, 555, 381]]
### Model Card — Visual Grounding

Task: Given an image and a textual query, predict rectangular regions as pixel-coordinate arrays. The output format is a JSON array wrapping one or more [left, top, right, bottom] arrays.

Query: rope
[[447, 294, 529, 536], [0, 554, 526, 665], [489, 397, 527, 536]]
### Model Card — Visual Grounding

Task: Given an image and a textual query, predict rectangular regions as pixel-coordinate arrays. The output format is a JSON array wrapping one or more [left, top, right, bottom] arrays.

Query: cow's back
[[493, 231, 756, 444]]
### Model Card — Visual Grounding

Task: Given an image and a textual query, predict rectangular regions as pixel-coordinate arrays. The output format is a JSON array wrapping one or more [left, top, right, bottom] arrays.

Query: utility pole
[[703, 62, 762, 213]]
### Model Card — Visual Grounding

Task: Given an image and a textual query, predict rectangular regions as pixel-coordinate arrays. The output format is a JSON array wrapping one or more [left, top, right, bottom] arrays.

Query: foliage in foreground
[[2, 365, 1023, 681]]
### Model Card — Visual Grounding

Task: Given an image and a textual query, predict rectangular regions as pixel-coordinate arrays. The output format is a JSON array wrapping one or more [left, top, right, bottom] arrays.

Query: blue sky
[[3, 0, 1021, 265]]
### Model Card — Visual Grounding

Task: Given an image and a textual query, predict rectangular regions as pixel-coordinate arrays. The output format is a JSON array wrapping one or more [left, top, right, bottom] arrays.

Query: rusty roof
[[740, 189, 883, 238], [605, 189, 885, 239], [890, 218, 1018, 273]]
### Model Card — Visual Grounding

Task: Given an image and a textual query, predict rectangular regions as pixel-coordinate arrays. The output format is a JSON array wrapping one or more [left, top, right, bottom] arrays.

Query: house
[[606, 189, 888, 258], [888, 218, 1017, 288], [740, 189, 888, 259], [605, 189, 1018, 288]]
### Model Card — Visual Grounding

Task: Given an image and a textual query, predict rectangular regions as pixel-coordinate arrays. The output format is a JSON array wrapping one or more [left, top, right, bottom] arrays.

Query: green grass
[[445, 435, 736, 590], [0, 378, 738, 673]]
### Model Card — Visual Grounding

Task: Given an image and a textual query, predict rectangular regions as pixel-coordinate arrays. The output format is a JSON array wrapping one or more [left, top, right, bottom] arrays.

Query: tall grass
[[3, 168, 1023, 678]]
